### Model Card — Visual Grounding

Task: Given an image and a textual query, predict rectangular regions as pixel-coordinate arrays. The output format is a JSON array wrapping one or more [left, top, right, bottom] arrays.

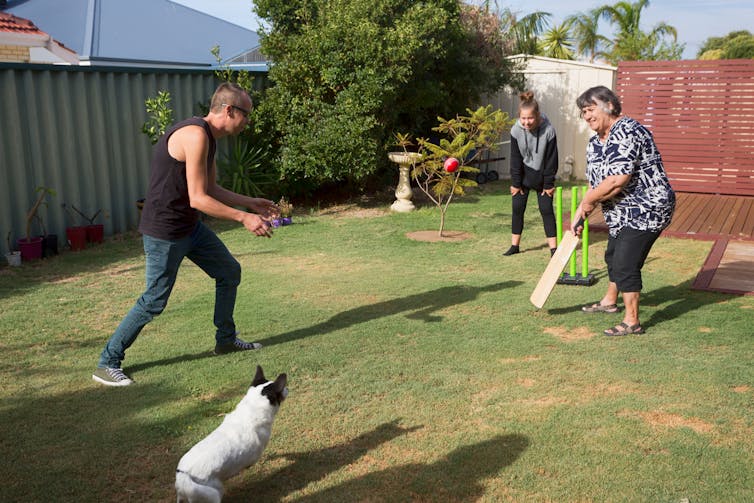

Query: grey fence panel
[[1, 64, 222, 255]]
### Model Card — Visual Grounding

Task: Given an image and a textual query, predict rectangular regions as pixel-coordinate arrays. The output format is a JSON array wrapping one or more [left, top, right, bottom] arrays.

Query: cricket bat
[[529, 218, 584, 309]]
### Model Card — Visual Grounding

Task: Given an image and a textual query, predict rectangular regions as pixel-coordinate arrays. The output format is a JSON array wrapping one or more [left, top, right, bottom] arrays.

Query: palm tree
[[566, 9, 611, 63], [595, 0, 680, 64], [499, 8, 552, 56], [539, 21, 575, 60]]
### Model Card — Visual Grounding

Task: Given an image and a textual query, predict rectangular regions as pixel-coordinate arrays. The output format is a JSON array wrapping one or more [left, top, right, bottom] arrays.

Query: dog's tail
[[175, 469, 223, 503]]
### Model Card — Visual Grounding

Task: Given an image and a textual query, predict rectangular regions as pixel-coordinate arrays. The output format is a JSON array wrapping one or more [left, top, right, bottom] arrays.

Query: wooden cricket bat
[[529, 218, 584, 309]]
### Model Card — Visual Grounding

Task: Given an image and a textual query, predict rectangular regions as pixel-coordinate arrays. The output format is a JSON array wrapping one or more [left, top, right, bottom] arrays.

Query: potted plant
[[18, 186, 55, 261], [35, 214, 58, 258], [62, 203, 87, 251], [5, 231, 21, 267], [279, 197, 293, 226], [70, 204, 104, 244], [270, 197, 293, 227]]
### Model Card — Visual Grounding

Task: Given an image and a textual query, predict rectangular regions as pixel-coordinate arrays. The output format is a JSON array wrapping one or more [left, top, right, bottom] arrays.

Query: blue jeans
[[98, 221, 241, 368]]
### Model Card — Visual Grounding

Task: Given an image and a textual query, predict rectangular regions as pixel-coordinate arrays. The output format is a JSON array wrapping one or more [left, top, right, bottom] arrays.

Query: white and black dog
[[175, 365, 288, 503]]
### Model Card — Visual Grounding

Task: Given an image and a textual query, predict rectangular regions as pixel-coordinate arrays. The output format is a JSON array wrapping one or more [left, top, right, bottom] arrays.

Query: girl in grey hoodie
[[504, 91, 559, 256]]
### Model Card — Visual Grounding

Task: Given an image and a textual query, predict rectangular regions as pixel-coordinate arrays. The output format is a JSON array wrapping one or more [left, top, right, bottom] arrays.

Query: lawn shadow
[[257, 281, 521, 347], [232, 431, 529, 502], [545, 278, 729, 330], [125, 282, 519, 374], [225, 420, 422, 502], [641, 282, 732, 329], [0, 381, 201, 501], [126, 350, 216, 375]]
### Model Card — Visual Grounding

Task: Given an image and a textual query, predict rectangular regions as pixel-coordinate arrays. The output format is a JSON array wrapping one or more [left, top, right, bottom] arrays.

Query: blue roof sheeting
[[2, 0, 262, 67]]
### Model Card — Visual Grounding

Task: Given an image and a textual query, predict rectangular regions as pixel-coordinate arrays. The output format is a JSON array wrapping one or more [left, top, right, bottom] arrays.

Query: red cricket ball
[[444, 157, 459, 173]]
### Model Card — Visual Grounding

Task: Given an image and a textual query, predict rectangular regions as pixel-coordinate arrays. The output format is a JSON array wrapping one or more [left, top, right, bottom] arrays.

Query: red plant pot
[[66, 226, 87, 251], [86, 224, 104, 244], [17, 237, 44, 262]]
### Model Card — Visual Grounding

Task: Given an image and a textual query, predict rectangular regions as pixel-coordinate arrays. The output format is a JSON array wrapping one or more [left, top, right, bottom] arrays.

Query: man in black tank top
[[93, 83, 280, 387]]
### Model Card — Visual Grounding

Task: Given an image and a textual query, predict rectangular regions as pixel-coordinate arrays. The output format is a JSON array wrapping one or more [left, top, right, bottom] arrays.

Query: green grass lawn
[[1, 181, 752, 502]]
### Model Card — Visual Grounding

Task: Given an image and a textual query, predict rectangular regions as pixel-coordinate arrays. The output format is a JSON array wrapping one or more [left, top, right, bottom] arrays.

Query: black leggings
[[511, 190, 556, 237]]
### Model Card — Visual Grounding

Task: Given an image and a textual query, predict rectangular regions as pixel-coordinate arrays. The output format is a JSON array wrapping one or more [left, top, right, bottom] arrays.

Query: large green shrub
[[254, 0, 517, 197]]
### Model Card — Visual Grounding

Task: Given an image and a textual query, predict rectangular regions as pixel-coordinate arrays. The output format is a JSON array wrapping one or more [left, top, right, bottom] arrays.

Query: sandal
[[581, 302, 620, 313], [603, 322, 645, 336]]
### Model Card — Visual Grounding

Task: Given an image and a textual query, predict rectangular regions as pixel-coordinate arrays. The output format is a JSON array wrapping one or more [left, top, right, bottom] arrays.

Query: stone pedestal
[[388, 152, 421, 213]]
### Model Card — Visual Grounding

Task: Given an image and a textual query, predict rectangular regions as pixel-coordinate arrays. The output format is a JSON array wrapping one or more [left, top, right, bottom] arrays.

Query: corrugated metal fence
[[1, 63, 225, 255], [616, 59, 754, 196]]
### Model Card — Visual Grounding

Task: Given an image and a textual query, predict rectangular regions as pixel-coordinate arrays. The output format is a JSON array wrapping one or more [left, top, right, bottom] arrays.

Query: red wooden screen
[[616, 60, 754, 196]]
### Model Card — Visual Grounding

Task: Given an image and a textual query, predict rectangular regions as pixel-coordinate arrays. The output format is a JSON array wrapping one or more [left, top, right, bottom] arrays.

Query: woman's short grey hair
[[576, 86, 622, 116]]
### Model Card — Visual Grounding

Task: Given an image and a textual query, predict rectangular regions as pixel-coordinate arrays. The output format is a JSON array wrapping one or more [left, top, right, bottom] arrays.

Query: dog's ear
[[261, 373, 288, 406], [273, 373, 287, 393], [252, 365, 266, 387]]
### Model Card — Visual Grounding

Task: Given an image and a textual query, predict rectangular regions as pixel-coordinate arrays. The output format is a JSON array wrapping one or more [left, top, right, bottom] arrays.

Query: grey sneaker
[[214, 337, 263, 355], [92, 367, 133, 387]]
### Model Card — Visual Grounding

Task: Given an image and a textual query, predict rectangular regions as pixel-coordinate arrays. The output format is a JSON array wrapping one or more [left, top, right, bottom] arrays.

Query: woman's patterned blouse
[[586, 116, 676, 237]]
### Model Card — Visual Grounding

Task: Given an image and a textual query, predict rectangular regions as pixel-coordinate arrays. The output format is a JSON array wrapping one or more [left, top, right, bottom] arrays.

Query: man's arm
[[208, 181, 279, 220], [176, 126, 273, 237]]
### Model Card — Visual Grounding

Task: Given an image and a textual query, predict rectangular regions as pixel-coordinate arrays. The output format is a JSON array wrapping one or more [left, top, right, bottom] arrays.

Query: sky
[[173, 0, 754, 60]]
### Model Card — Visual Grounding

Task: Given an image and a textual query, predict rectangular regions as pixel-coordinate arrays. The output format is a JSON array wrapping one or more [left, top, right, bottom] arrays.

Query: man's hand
[[541, 188, 555, 197], [511, 186, 525, 196], [241, 212, 273, 238], [248, 198, 280, 220]]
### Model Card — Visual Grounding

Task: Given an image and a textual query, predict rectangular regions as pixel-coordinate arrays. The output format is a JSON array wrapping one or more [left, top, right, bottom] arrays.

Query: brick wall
[[0, 44, 30, 62]]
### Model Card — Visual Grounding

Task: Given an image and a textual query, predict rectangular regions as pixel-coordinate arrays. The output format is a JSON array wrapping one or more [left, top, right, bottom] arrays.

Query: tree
[[724, 34, 754, 59], [595, 0, 683, 64], [539, 21, 575, 60], [566, 9, 610, 63], [499, 8, 552, 55], [397, 106, 514, 236], [698, 31, 754, 59], [253, 0, 518, 197]]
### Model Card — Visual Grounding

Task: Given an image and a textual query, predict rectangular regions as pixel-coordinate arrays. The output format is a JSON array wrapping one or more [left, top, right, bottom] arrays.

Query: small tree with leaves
[[141, 90, 173, 145], [398, 106, 513, 237]]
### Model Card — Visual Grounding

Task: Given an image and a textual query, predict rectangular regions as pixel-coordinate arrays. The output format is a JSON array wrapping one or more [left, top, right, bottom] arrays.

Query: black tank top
[[138, 117, 216, 240]]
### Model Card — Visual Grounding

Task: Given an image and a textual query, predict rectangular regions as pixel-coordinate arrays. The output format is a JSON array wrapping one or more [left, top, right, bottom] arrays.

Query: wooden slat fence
[[616, 60, 754, 196]]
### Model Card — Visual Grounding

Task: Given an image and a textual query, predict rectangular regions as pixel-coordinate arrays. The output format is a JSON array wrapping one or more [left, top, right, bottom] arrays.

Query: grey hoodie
[[509, 113, 559, 190]]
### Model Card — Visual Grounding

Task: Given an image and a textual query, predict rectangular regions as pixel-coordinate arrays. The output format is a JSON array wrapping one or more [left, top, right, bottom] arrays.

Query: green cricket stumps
[[581, 185, 589, 278], [554, 185, 595, 286], [555, 186, 563, 245], [569, 187, 578, 277]]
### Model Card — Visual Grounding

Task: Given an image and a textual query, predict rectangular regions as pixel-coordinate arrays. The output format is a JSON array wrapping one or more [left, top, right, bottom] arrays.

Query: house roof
[[0, 10, 38, 35], [0, 11, 79, 64], [1, 0, 263, 68]]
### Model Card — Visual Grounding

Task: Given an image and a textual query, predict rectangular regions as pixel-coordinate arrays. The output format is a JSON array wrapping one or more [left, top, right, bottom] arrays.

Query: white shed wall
[[482, 56, 617, 182]]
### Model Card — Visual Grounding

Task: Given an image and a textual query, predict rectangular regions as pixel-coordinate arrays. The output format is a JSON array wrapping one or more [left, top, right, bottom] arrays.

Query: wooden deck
[[584, 192, 754, 295], [586, 192, 754, 241], [692, 239, 754, 295]]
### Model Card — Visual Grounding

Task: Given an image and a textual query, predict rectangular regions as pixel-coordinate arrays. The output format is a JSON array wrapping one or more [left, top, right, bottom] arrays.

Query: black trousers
[[510, 189, 556, 237], [605, 227, 661, 292]]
